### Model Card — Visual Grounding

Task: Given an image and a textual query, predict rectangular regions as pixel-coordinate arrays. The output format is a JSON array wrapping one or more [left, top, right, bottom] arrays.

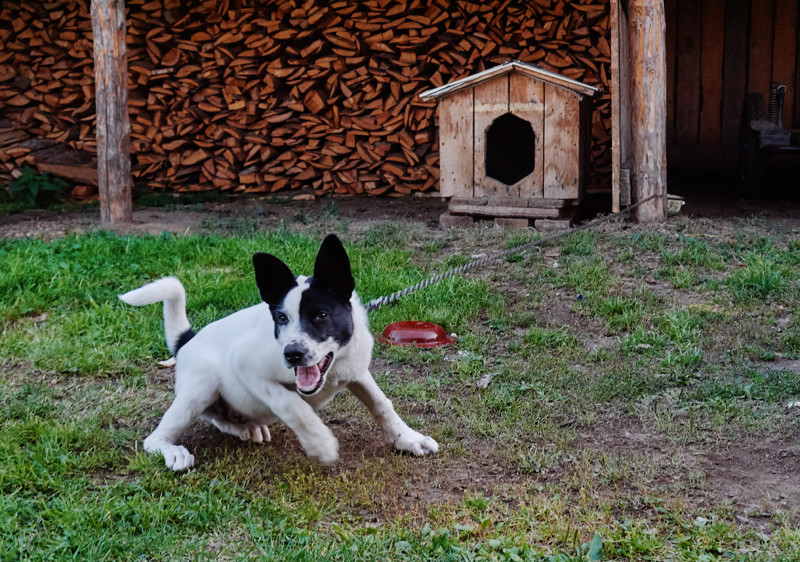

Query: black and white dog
[[120, 234, 438, 471]]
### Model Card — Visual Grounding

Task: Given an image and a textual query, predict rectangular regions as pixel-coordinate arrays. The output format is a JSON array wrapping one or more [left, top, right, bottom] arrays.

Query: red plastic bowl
[[377, 321, 454, 348]]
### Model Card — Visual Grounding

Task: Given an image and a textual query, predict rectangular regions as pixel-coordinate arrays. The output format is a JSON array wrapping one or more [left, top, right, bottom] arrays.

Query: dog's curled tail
[[119, 276, 195, 355]]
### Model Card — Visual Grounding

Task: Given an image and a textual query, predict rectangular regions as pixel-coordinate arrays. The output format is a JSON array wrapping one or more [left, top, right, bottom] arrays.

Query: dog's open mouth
[[295, 352, 333, 395]]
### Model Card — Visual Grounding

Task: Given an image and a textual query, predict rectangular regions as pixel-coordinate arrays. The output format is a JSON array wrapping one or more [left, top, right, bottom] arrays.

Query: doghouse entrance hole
[[485, 112, 536, 186]]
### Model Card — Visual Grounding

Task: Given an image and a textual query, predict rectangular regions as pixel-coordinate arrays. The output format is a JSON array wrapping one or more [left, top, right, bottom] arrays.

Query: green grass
[[2, 213, 800, 559], [726, 254, 790, 302], [0, 229, 490, 375]]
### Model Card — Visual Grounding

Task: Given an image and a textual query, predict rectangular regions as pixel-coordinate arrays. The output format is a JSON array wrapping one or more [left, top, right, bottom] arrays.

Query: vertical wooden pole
[[610, 0, 622, 214], [611, 0, 635, 213], [91, 0, 133, 224], [629, 0, 667, 223]]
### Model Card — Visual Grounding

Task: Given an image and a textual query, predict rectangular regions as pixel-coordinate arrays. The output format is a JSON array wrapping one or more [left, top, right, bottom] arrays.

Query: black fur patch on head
[[298, 282, 354, 346], [253, 252, 299, 340], [253, 252, 297, 308], [312, 234, 354, 302], [254, 235, 355, 345], [298, 234, 355, 346]]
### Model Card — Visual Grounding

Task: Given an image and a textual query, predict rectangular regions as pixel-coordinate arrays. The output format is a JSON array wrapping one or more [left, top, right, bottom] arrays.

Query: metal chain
[[365, 196, 658, 312]]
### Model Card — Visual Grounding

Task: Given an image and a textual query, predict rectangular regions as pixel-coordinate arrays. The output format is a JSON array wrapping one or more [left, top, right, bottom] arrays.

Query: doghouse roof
[[419, 60, 600, 101]]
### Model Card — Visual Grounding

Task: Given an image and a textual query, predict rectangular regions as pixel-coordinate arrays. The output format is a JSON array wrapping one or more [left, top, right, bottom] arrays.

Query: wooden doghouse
[[421, 61, 599, 229]]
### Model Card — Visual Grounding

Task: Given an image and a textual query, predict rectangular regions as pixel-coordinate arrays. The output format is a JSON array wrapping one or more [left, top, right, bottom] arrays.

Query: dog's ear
[[312, 234, 355, 301], [253, 252, 297, 307]]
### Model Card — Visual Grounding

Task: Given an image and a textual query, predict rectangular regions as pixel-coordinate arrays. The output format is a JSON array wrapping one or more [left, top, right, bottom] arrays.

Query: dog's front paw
[[301, 432, 339, 465], [394, 430, 439, 456], [161, 445, 195, 471], [144, 437, 195, 471]]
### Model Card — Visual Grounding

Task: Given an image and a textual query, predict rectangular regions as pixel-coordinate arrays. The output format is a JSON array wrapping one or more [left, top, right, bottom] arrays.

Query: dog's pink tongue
[[296, 363, 322, 392]]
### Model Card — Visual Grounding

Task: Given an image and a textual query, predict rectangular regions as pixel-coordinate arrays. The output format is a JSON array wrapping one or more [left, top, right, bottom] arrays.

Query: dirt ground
[[669, 166, 800, 225], [2, 171, 799, 241], [2, 190, 799, 528], [0, 194, 448, 241]]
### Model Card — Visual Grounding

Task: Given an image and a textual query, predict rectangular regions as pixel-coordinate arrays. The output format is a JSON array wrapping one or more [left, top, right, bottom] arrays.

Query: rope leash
[[365, 195, 658, 312]]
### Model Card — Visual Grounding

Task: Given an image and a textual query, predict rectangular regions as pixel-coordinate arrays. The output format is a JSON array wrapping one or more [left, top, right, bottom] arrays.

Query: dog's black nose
[[283, 344, 307, 366]]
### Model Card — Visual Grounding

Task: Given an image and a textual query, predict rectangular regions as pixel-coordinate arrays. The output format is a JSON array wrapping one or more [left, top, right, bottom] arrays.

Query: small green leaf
[[587, 532, 602, 560]]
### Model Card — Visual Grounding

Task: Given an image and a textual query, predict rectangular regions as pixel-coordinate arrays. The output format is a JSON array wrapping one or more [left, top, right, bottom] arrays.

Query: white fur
[[121, 277, 438, 471], [119, 277, 191, 355]]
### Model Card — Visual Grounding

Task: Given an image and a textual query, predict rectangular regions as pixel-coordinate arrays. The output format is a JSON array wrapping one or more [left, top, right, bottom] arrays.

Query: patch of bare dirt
[[2, 187, 798, 243], [0, 195, 448, 240], [755, 358, 800, 375], [0, 208, 96, 240], [579, 415, 800, 527], [175, 407, 519, 522], [700, 433, 800, 522]]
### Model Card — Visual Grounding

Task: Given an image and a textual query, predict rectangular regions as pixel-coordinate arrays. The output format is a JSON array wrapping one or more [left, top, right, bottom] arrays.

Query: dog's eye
[[276, 313, 289, 325], [315, 311, 328, 322]]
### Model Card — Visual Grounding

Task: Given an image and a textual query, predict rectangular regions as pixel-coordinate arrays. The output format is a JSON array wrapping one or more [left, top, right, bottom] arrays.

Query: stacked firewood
[[0, 0, 611, 196]]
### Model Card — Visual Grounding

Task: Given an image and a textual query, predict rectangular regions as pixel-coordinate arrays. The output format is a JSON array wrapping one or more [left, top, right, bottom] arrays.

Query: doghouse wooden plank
[[474, 75, 510, 197], [675, 0, 701, 145], [698, 0, 724, 147], [543, 85, 580, 199], [772, 0, 798, 127], [438, 87, 473, 198], [509, 73, 544, 199], [420, 61, 599, 101], [527, 197, 571, 209]]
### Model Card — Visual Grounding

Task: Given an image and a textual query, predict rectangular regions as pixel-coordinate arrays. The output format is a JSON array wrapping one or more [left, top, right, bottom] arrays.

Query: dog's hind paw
[[240, 423, 271, 444], [394, 431, 439, 456], [204, 416, 273, 444]]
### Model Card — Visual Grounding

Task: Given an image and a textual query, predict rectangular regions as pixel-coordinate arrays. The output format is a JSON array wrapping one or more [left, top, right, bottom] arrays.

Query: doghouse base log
[[438, 212, 576, 230], [534, 218, 575, 231], [450, 197, 575, 209], [439, 212, 475, 228], [494, 217, 533, 229], [448, 203, 565, 219]]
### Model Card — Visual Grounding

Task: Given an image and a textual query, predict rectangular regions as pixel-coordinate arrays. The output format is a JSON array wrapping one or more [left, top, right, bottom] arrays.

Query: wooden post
[[610, 0, 622, 214], [610, 0, 634, 213], [91, 0, 133, 224], [629, 0, 667, 223]]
